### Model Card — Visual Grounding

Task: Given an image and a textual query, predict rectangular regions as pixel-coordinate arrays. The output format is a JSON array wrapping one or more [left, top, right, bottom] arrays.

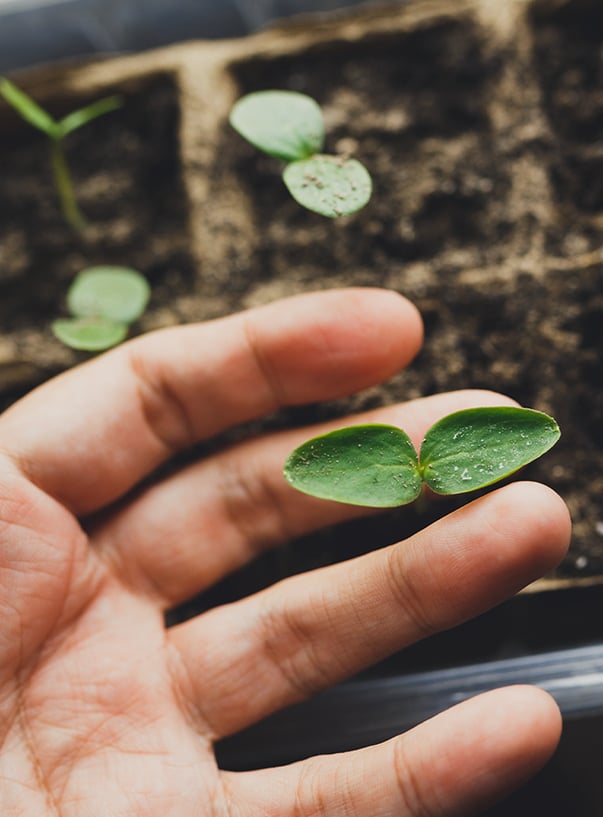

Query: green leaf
[[230, 90, 324, 162], [419, 406, 561, 496], [52, 318, 128, 351], [283, 155, 372, 217], [284, 424, 422, 508], [67, 266, 150, 324], [0, 77, 58, 137], [57, 94, 123, 138]]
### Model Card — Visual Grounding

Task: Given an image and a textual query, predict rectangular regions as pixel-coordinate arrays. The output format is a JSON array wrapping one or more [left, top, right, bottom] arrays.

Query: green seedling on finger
[[229, 90, 372, 218], [0, 77, 122, 232], [284, 407, 560, 508], [52, 266, 150, 352]]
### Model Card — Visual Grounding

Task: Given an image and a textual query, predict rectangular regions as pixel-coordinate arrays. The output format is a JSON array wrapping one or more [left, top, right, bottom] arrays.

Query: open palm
[[0, 289, 570, 816]]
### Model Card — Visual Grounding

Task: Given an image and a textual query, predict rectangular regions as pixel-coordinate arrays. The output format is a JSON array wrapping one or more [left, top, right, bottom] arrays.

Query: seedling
[[0, 77, 122, 232], [284, 406, 560, 508], [230, 90, 372, 218], [52, 266, 150, 352]]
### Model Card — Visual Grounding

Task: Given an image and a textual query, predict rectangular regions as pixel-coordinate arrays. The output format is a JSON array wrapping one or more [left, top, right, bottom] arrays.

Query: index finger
[[0, 288, 422, 515]]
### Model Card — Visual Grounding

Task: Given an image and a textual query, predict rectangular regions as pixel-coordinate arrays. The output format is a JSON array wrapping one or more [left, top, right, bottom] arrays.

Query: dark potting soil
[[0, 72, 197, 376], [1, 1, 603, 613], [199, 3, 603, 592]]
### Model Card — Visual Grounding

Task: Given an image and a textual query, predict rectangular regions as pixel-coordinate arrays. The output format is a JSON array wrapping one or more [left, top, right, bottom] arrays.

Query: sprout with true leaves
[[230, 90, 372, 218], [284, 407, 560, 508], [0, 77, 122, 233], [52, 266, 150, 352]]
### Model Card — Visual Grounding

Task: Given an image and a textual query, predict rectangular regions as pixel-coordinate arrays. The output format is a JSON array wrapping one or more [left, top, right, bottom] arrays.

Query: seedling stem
[[50, 139, 86, 232], [0, 77, 122, 233]]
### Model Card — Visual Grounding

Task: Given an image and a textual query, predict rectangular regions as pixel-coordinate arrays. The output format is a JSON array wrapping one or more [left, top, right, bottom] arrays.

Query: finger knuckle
[[385, 546, 439, 641], [392, 738, 441, 817]]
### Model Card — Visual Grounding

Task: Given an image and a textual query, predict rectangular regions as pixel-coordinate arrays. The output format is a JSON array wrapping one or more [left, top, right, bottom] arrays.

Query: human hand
[[0, 288, 570, 816]]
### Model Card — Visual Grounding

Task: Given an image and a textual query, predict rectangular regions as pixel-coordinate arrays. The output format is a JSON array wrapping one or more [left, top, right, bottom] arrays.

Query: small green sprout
[[0, 77, 122, 232], [284, 407, 560, 508], [229, 90, 372, 218], [52, 266, 150, 352]]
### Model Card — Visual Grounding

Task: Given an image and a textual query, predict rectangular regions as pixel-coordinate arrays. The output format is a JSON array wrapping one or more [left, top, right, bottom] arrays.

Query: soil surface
[[1, 0, 603, 606], [0, 72, 197, 387], [196, 0, 603, 593]]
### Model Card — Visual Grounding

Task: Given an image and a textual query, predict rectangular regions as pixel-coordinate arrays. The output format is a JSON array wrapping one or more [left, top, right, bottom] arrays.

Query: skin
[[0, 288, 570, 816]]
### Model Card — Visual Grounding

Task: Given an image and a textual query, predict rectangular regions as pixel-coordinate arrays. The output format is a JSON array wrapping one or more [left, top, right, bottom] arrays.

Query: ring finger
[[168, 481, 570, 739]]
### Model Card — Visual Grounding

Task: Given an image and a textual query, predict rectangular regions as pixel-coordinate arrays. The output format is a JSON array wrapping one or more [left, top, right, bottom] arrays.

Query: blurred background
[[0, 0, 390, 72]]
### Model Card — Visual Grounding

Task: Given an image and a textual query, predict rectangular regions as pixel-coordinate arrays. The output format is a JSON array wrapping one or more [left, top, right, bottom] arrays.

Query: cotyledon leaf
[[57, 95, 123, 137], [0, 77, 58, 136], [283, 155, 372, 218], [51, 318, 128, 352], [229, 90, 324, 163], [284, 424, 422, 508], [67, 266, 150, 324], [419, 406, 561, 496]]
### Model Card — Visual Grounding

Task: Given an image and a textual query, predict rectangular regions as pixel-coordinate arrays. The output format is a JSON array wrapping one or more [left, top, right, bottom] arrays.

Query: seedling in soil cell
[[52, 266, 150, 352], [0, 77, 122, 232], [284, 407, 560, 508], [230, 90, 372, 218]]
